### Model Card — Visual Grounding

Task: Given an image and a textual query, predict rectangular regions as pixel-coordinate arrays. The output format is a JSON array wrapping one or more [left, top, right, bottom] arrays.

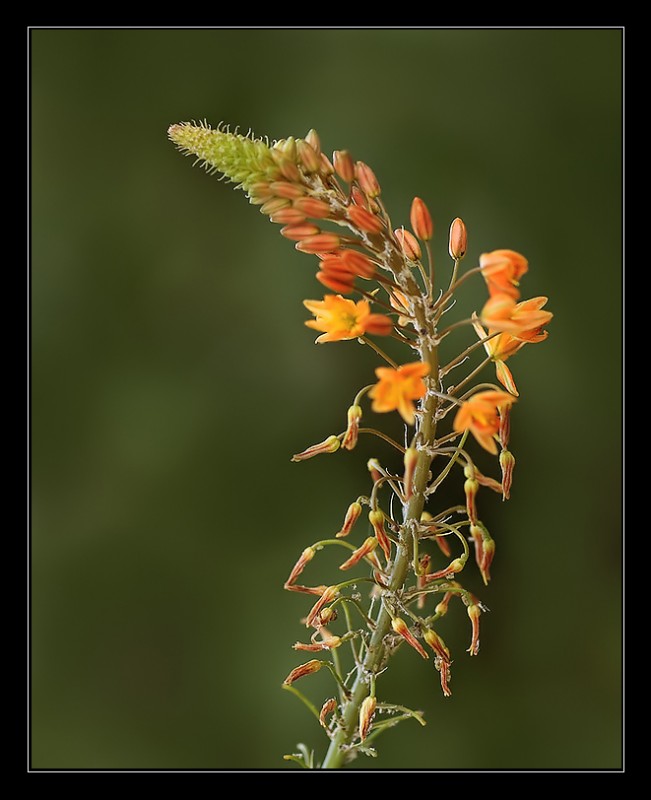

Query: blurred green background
[[31, 29, 622, 769]]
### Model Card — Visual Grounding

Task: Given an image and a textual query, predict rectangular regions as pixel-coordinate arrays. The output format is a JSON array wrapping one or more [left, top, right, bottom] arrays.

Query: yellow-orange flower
[[453, 390, 516, 454], [479, 249, 528, 299], [303, 295, 393, 343], [473, 296, 551, 396], [481, 294, 553, 335], [369, 362, 430, 425]]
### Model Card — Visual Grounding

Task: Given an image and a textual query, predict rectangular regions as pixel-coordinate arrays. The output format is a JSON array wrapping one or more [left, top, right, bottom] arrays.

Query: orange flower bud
[[278, 159, 301, 182], [394, 227, 422, 260], [339, 536, 378, 570], [464, 477, 479, 525], [283, 659, 322, 685], [403, 446, 419, 501], [291, 435, 340, 462], [342, 405, 362, 451], [499, 449, 515, 500], [316, 270, 355, 294], [434, 591, 454, 617], [347, 205, 383, 234], [359, 695, 377, 742], [260, 196, 290, 215], [369, 509, 392, 561], [333, 150, 355, 183], [296, 234, 342, 254], [448, 217, 467, 259], [269, 181, 306, 199], [319, 152, 334, 175], [467, 603, 481, 656], [437, 658, 452, 697], [365, 315, 394, 337], [285, 546, 315, 587], [355, 161, 381, 197], [272, 136, 297, 161], [306, 585, 339, 627], [280, 223, 321, 241], [423, 628, 451, 662], [410, 197, 433, 241], [248, 182, 273, 202], [470, 522, 494, 585], [305, 128, 321, 155], [339, 249, 376, 279], [350, 186, 367, 207], [294, 196, 332, 219], [499, 403, 511, 449], [270, 208, 307, 225], [336, 501, 363, 538], [391, 617, 429, 659], [297, 140, 321, 173], [319, 698, 337, 729]]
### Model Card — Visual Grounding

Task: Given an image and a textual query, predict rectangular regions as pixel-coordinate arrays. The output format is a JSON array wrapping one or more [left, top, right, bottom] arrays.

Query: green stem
[[321, 263, 440, 769]]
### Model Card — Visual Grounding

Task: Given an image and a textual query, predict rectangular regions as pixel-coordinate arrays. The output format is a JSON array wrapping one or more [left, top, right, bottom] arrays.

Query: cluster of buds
[[169, 121, 552, 769]]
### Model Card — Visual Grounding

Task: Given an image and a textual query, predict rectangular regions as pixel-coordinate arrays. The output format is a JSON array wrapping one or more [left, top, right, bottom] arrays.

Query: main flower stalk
[[168, 121, 552, 769]]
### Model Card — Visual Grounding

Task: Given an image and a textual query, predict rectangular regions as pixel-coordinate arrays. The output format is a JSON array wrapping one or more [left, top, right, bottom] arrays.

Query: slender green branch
[[360, 336, 398, 368]]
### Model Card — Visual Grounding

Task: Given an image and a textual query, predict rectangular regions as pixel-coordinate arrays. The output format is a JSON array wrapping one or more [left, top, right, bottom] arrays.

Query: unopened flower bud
[[434, 591, 454, 617], [283, 659, 323, 685], [319, 152, 334, 175], [355, 161, 381, 197], [403, 446, 419, 500], [296, 234, 341, 254], [319, 698, 337, 728], [297, 139, 321, 173], [359, 695, 377, 742], [278, 158, 301, 182], [467, 603, 481, 656], [342, 405, 363, 451], [285, 546, 315, 587], [424, 628, 451, 662], [367, 458, 383, 484], [269, 181, 305, 199], [410, 197, 433, 241], [347, 205, 383, 234], [339, 249, 376, 279], [291, 435, 340, 462], [305, 128, 321, 155], [499, 402, 511, 447], [369, 509, 392, 561], [394, 227, 422, 260], [336, 501, 363, 538], [294, 196, 332, 219], [280, 223, 321, 241], [273, 136, 297, 161], [499, 449, 516, 501], [333, 150, 355, 183], [270, 207, 307, 225], [248, 181, 273, 202], [391, 617, 429, 659], [339, 536, 378, 570], [260, 196, 291, 215], [448, 217, 467, 260], [365, 314, 394, 336], [464, 477, 480, 525]]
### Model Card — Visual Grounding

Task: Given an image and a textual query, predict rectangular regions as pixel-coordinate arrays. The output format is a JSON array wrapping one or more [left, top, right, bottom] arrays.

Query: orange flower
[[473, 297, 551, 396], [481, 294, 553, 335], [453, 390, 516, 454], [479, 249, 528, 299], [304, 295, 393, 343], [369, 362, 430, 425]]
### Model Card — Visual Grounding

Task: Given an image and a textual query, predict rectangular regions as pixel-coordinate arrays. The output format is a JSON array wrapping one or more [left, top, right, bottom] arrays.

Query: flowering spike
[[336, 501, 363, 538], [448, 217, 467, 259], [342, 405, 363, 451], [391, 617, 429, 659], [291, 435, 340, 462], [499, 449, 516, 500], [359, 695, 377, 741], [283, 659, 323, 685], [410, 197, 433, 241]]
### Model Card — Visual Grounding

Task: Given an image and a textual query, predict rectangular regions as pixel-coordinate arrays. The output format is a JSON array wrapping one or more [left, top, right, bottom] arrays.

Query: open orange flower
[[369, 362, 430, 425], [453, 390, 516, 454], [479, 249, 528, 299], [303, 295, 393, 343], [473, 296, 551, 396], [481, 294, 553, 335]]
